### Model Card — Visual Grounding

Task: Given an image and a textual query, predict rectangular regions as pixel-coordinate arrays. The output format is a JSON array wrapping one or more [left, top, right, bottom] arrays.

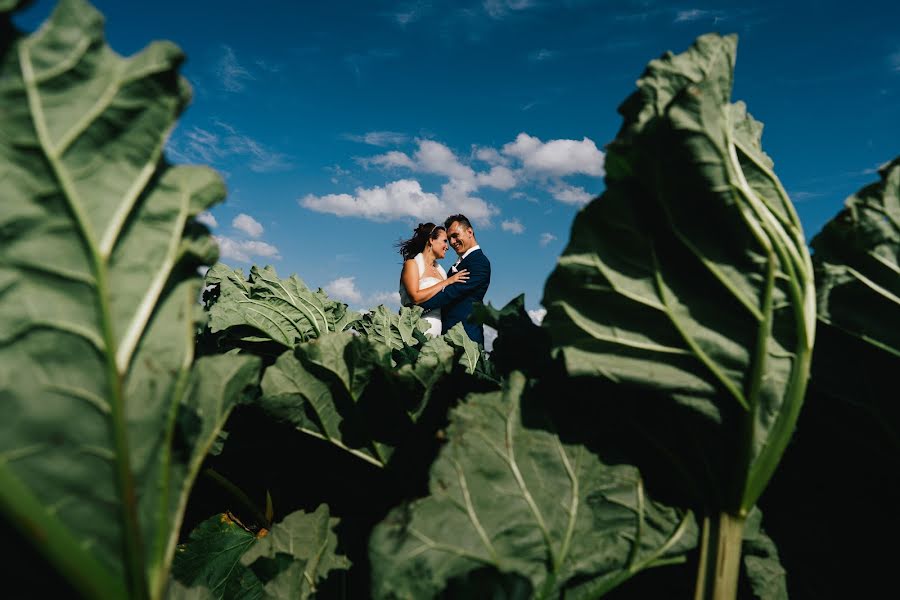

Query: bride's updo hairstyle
[[395, 222, 445, 260]]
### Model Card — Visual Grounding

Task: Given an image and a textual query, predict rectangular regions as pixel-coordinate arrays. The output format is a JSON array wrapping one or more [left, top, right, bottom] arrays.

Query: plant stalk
[[203, 468, 270, 528], [693, 512, 746, 600]]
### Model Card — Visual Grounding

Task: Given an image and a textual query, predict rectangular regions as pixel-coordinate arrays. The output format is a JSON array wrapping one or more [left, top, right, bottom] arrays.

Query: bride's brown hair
[[395, 222, 445, 260]]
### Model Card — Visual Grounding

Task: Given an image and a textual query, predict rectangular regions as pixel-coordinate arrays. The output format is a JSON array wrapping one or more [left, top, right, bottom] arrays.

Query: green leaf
[[166, 580, 216, 600], [171, 514, 264, 600], [0, 2, 260, 598], [204, 264, 360, 349], [541, 33, 814, 515], [810, 157, 900, 361], [0, 0, 30, 15], [241, 505, 351, 599], [471, 295, 553, 378], [259, 332, 396, 467], [758, 160, 900, 598], [172, 506, 349, 600], [739, 508, 787, 600], [395, 335, 455, 388], [443, 322, 483, 374], [370, 372, 697, 599], [356, 304, 429, 349]]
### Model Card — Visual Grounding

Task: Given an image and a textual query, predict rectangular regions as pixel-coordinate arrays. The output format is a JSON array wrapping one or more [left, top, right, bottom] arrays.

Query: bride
[[397, 222, 469, 336]]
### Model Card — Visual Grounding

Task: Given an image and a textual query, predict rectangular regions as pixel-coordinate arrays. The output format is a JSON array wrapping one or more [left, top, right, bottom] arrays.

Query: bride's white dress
[[399, 253, 447, 337]]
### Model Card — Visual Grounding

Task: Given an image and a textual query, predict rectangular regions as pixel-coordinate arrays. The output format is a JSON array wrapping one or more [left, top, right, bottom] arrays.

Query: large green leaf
[[541, 33, 814, 515], [471, 295, 552, 378], [204, 264, 360, 350], [240, 505, 351, 599], [171, 514, 264, 599], [369, 373, 697, 599], [443, 322, 485, 375], [0, 1, 260, 598], [738, 508, 787, 600], [810, 156, 899, 362], [356, 304, 429, 349], [259, 333, 397, 467], [759, 160, 900, 598], [173, 506, 350, 600]]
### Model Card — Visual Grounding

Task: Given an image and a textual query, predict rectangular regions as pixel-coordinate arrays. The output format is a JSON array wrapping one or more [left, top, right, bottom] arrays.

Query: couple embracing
[[397, 214, 491, 345]]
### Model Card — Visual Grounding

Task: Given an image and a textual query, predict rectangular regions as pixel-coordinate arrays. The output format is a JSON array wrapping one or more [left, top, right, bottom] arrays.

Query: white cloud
[[368, 140, 518, 192], [326, 284, 401, 310], [501, 218, 525, 234], [301, 179, 441, 221], [484, 0, 535, 19], [476, 165, 517, 190], [502, 133, 604, 177], [674, 9, 709, 22], [890, 50, 900, 72], [232, 213, 264, 238], [360, 150, 417, 170], [527, 308, 546, 325], [325, 277, 364, 305], [215, 236, 281, 263], [484, 325, 498, 351], [473, 146, 510, 166], [196, 211, 218, 228], [344, 131, 409, 146], [216, 45, 254, 92], [415, 140, 476, 180], [549, 182, 593, 205], [168, 121, 292, 172], [539, 232, 557, 247], [371, 291, 402, 307], [528, 48, 558, 62], [216, 121, 293, 172]]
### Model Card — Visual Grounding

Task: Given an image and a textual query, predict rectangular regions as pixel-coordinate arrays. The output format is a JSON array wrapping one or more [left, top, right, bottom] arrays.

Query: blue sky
[[15, 0, 900, 322]]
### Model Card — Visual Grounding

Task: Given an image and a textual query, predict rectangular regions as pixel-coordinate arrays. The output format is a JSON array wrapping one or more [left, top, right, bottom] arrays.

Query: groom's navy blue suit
[[420, 248, 491, 345]]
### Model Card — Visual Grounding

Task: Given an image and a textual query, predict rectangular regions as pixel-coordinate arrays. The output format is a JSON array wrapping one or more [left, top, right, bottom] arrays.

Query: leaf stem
[[693, 512, 745, 600], [202, 468, 270, 528]]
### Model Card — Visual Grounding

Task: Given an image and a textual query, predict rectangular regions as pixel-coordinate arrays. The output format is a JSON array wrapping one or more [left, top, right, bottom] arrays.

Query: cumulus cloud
[[327, 285, 402, 310], [501, 218, 525, 234], [527, 308, 546, 325], [484, 325, 498, 351], [343, 131, 410, 146], [302, 132, 606, 224], [232, 213, 264, 238], [215, 236, 281, 263], [196, 211, 218, 228], [216, 45, 255, 92], [502, 133, 604, 177], [476, 166, 517, 190], [549, 182, 594, 205], [415, 140, 476, 180], [473, 146, 510, 166], [325, 277, 364, 305], [359, 150, 417, 170], [371, 291, 402, 307], [539, 232, 557, 247], [302, 179, 441, 221]]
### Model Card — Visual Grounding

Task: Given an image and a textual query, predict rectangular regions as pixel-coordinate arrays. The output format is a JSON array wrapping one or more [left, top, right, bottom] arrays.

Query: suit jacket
[[419, 248, 491, 345]]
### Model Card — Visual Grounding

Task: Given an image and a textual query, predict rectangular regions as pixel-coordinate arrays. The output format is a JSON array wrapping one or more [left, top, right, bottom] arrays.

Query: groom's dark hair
[[444, 214, 472, 232]]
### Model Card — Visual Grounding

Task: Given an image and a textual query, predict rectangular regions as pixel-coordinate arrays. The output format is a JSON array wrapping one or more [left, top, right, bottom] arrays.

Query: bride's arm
[[400, 260, 469, 304]]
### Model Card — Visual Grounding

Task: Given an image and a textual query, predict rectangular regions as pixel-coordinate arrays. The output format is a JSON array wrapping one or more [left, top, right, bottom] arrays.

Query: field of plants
[[2, 1, 898, 599]]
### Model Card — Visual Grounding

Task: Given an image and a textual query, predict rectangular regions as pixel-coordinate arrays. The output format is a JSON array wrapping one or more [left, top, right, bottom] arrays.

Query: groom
[[419, 214, 491, 345]]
